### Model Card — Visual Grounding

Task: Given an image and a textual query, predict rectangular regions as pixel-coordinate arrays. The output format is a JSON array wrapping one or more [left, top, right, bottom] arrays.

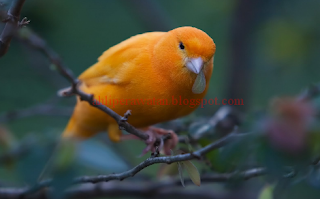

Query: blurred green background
[[1, 0, 320, 198]]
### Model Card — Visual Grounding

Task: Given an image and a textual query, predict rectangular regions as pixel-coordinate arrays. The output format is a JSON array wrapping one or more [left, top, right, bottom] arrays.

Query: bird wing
[[78, 32, 165, 87]]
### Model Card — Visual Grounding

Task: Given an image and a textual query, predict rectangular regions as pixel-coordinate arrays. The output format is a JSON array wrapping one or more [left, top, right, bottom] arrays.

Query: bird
[[62, 26, 216, 155]]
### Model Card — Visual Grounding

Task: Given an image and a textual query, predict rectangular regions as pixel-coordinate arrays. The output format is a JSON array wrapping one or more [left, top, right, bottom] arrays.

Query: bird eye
[[179, 42, 185, 50]]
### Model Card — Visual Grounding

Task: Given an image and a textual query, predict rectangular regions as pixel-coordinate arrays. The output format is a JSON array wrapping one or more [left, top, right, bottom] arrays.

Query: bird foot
[[141, 127, 178, 156]]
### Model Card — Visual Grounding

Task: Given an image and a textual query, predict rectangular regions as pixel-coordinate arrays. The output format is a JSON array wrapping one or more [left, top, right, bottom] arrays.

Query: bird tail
[[62, 114, 78, 138], [38, 115, 88, 181], [62, 113, 96, 139], [37, 140, 61, 181]]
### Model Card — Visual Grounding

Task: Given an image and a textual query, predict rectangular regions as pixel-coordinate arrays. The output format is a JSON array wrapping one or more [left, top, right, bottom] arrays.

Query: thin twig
[[0, 104, 73, 123], [193, 106, 241, 140], [0, 0, 27, 57]]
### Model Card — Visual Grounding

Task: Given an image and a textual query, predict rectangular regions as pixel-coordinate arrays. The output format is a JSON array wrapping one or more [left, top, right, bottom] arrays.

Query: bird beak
[[186, 57, 204, 74]]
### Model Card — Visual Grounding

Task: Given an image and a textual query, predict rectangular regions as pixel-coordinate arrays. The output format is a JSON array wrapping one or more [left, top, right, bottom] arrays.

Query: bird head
[[154, 26, 216, 94]]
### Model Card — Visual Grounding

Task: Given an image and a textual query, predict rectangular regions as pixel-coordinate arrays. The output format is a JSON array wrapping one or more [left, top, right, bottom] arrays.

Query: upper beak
[[186, 57, 204, 74]]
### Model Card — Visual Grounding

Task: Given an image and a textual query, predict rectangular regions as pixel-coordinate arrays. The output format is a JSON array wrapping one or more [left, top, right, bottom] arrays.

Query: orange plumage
[[62, 26, 216, 154]]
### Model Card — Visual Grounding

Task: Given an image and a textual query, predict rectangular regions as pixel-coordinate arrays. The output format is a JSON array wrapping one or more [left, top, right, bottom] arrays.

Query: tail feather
[[62, 115, 96, 139], [38, 116, 93, 181], [37, 141, 61, 181]]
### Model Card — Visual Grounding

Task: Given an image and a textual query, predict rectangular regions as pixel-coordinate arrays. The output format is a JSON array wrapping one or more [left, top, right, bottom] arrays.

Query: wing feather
[[78, 32, 165, 87]]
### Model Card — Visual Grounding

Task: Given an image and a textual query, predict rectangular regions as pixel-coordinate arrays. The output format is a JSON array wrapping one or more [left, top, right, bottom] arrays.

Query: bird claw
[[141, 127, 178, 156], [151, 146, 161, 157], [19, 17, 30, 27]]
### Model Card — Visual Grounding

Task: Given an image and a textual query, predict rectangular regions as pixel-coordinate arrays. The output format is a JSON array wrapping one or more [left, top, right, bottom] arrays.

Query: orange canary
[[62, 26, 216, 155]]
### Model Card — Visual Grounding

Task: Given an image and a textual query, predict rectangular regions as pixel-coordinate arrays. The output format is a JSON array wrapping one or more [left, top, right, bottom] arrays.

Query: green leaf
[[258, 184, 275, 199], [183, 160, 201, 186], [157, 163, 179, 178], [178, 162, 185, 187]]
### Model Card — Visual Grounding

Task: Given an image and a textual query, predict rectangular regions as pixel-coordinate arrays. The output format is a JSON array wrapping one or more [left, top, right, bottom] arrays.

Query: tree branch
[[0, 183, 251, 199], [74, 133, 245, 184], [0, 0, 27, 57], [14, 133, 246, 198], [65, 182, 233, 199], [0, 167, 264, 199]]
